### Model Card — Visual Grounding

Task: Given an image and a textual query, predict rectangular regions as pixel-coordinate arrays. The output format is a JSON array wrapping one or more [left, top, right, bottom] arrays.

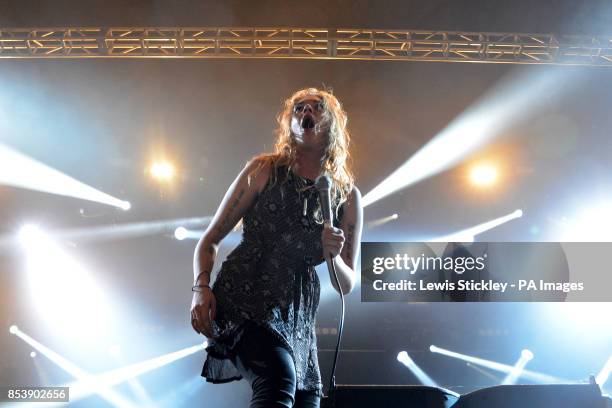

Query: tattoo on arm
[[345, 224, 355, 264], [216, 188, 245, 234]]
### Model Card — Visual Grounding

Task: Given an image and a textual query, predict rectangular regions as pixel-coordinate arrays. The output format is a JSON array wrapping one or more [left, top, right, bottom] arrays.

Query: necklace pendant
[[303, 197, 308, 216]]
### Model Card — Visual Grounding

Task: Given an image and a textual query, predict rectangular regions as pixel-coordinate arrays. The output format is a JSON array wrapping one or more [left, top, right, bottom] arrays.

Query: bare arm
[[322, 186, 364, 295], [193, 160, 269, 286], [191, 159, 270, 337]]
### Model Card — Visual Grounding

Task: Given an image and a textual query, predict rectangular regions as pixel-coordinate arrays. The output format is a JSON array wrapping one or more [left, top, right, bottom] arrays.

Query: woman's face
[[290, 96, 329, 149]]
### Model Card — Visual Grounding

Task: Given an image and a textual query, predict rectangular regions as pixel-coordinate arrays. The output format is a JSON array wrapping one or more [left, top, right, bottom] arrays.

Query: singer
[[191, 88, 363, 408]]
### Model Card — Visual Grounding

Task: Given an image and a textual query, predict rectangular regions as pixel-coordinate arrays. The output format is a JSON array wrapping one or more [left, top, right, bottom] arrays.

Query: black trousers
[[232, 324, 320, 408]]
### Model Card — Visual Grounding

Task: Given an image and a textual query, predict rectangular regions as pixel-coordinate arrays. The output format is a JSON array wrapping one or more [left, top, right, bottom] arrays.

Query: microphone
[[315, 174, 333, 229], [315, 173, 344, 403]]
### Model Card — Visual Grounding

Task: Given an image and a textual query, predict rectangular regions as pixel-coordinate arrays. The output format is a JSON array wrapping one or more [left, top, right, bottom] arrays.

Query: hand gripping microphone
[[315, 174, 334, 233]]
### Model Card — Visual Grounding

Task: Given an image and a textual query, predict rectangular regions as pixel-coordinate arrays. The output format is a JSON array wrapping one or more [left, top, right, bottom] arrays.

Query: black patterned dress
[[202, 165, 342, 396]]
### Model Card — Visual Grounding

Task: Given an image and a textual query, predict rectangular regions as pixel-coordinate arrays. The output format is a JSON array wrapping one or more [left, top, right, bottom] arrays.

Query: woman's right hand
[[190, 289, 217, 338]]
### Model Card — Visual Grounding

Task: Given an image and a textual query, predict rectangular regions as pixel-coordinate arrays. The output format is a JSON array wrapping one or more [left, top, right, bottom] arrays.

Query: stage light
[[150, 161, 175, 182], [171, 227, 217, 241], [108, 344, 122, 358], [11, 327, 138, 408], [175, 227, 188, 240], [397, 351, 438, 387], [432, 209, 523, 241], [469, 163, 498, 187], [0, 143, 130, 210], [596, 355, 612, 387], [18, 224, 42, 244], [362, 67, 578, 207], [9, 325, 18, 334], [30, 351, 36, 358], [430, 345, 565, 384], [120, 201, 131, 211], [13, 326, 205, 406], [502, 349, 535, 385], [64, 343, 207, 402], [366, 213, 400, 229], [521, 349, 534, 360], [18, 226, 114, 341], [4, 216, 213, 246]]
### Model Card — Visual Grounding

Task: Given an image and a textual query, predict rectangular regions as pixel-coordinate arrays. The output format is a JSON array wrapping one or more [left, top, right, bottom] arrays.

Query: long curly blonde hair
[[253, 87, 354, 206]]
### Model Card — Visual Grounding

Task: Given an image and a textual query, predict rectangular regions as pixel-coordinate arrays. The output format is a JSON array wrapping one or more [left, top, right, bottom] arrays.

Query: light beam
[[430, 345, 567, 384], [0, 143, 130, 210], [431, 209, 523, 242], [363, 68, 579, 207], [397, 351, 438, 387]]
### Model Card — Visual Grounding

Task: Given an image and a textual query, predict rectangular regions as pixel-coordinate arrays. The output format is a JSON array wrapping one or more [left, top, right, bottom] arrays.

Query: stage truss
[[0, 27, 611, 66]]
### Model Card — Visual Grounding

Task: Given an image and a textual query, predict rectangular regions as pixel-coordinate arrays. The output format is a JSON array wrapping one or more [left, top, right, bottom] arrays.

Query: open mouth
[[301, 116, 315, 130]]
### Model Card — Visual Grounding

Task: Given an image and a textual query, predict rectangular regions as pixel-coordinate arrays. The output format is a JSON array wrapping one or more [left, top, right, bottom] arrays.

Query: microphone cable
[[326, 253, 345, 407]]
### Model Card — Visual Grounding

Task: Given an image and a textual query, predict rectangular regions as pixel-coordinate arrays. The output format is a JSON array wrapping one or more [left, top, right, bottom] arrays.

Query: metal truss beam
[[1, 27, 611, 66]]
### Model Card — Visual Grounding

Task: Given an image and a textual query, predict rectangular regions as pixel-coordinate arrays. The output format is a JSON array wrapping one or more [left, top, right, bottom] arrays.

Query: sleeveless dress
[[202, 165, 343, 396]]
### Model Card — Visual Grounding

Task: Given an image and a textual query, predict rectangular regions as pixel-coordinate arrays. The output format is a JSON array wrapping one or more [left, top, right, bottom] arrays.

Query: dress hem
[[201, 320, 323, 396]]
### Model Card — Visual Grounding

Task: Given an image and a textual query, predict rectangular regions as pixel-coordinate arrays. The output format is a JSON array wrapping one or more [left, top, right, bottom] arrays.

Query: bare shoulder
[[349, 185, 362, 201], [345, 185, 362, 208], [339, 185, 363, 227], [243, 156, 273, 193]]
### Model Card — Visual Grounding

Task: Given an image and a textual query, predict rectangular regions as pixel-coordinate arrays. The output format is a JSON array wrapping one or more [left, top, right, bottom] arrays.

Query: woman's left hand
[[322, 226, 345, 259]]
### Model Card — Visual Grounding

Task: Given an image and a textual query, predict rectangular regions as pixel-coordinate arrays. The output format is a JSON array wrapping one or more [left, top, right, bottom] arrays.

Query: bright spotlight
[[362, 68, 577, 207], [18, 225, 42, 245], [108, 344, 122, 358], [9, 325, 18, 334], [397, 351, 408, 362], [174, 227, 188, 241], [30, 351, 36, 358], [150, 162, 175, 182], [396, 350, 438, 387], [366, 214, 400, 229], [18, 226, 114, 341], [120, 201, 131, 211], [521, 349, 534, 361], [470, 163, 498, 187]]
